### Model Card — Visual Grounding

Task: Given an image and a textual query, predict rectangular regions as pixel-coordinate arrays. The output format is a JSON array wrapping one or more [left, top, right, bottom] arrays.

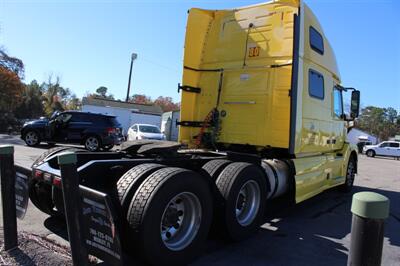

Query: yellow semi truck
[[28, 0, 360, 264], [180, 0, 360, 203]]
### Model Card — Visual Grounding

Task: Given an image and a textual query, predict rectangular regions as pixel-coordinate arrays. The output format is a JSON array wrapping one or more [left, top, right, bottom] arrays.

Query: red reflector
[[34, 170, 43, 179], [52, 176, 62, 187]]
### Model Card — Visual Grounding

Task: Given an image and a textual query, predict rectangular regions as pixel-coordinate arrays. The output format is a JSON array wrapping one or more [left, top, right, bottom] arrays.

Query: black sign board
[[80, 186, 123, 265], [15, 170, 29, 219]]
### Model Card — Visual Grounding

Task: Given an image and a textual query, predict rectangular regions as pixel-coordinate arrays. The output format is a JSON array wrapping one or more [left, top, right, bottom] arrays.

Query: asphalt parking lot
[[0, 134, 399, 265]]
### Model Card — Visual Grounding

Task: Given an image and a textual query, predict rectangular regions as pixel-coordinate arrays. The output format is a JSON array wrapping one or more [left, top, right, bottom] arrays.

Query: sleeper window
[[309, 69, 324, 100], [310, 26, 324, 55]]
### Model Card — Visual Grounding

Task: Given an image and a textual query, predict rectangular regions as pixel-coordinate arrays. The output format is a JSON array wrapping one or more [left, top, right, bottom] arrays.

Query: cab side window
[[310, 26, 324, 55], [333, 86, 343, 118], [309, 69, 324, 100]]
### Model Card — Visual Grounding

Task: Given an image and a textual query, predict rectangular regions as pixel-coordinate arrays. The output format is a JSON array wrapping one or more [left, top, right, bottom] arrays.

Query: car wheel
[[24, 131, 40, 146], [215, 162, 267, 241], [126, 167, 213, 265], [84, 136, 101, 151], [340, 157, 356, 192], [366, 150, 375, 157]]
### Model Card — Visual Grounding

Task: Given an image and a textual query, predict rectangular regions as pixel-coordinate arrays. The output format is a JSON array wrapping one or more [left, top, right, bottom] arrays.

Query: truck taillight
[[106, 127, 116, 134], [34, 170, 43, 179], [52, 176, 62, 187]]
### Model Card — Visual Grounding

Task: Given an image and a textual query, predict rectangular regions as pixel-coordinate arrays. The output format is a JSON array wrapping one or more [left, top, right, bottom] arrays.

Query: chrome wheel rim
[[160, 192, 202, 251], [85, 137, 99, 151], [25, 132, 38, 145], [346, 161, 355, 187], [235, 180, 261, 226]]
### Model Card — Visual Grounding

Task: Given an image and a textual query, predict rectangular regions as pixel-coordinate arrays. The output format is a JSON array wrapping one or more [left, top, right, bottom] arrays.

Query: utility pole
[[126, 53, 138, 102]]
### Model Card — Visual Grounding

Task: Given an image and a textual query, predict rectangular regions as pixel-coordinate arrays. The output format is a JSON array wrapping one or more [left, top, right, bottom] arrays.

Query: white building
[[161, 110, 180, 141], [347, 128, 378, 145], [82, 97, 163, 136]]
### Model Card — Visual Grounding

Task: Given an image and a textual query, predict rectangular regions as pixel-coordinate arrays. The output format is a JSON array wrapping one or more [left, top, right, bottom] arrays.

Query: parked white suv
[[363, 141, 400, 158], [127, 124, 165, 141]]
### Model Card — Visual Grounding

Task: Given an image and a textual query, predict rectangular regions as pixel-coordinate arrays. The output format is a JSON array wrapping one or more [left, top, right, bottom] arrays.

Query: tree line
[[0, 47, 179, 132], [87, 87, 180, 113], [1, 47, 398, 139], [356, 106, 400, 141]]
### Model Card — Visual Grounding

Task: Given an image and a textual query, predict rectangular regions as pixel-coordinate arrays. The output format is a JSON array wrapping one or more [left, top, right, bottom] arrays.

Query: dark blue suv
[[21, 111, 123, 151]]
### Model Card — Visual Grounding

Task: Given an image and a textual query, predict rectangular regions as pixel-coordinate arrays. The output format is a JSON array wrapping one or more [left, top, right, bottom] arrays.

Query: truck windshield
[[139, 125, 161, 133]]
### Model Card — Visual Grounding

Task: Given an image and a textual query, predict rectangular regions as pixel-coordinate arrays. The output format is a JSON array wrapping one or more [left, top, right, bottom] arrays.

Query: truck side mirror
[[350, 90, 360, 118]]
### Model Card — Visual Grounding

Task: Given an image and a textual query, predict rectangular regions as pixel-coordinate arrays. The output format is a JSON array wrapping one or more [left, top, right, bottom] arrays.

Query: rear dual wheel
[[117, 163, 165, 217], [203, 160, 268, 241], [118, 167, 213, 265]]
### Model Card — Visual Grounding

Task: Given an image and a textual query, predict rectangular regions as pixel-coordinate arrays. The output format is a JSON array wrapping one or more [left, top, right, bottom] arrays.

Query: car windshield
[[139, 125, 161, 133]]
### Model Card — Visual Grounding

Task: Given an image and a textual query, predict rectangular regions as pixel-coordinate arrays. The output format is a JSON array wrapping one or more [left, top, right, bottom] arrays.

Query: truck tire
[[29, 180, 57, 216], [116, 163, 165, 216], [126, 167, 213, 265], [215, 162, 267, 241], [201, 159, 231, 180], [340, 157, 356, 192], [366, 149, 375, 157]]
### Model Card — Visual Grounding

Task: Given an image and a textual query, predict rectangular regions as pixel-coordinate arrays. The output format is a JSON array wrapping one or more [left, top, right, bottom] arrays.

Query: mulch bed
[[0, 231, 100, 265], [0, 231, 72, 265]]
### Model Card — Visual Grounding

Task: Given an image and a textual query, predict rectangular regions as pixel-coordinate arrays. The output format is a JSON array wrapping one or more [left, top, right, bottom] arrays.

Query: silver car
[[363, 141, 400, 158]]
